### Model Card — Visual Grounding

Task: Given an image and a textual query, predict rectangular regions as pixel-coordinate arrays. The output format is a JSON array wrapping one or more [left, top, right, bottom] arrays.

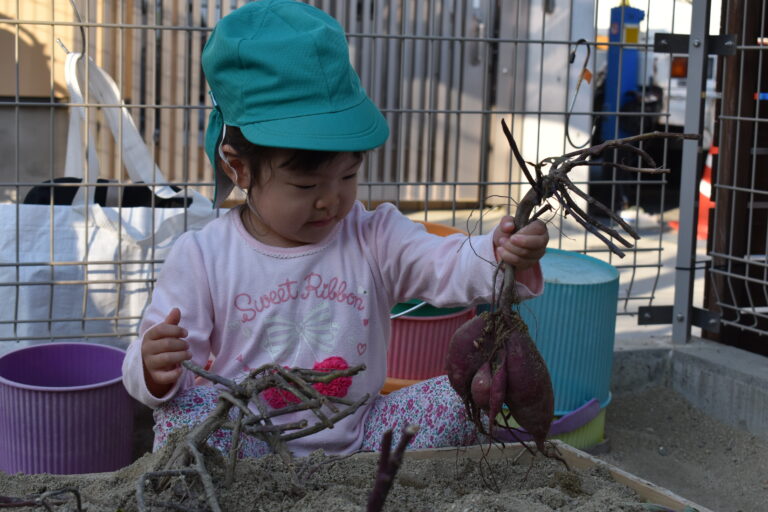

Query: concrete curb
[[611, 337, 768, 440]]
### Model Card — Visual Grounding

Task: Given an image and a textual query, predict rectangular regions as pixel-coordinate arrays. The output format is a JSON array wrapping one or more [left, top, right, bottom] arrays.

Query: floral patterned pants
[[152, 375, 481, 457]]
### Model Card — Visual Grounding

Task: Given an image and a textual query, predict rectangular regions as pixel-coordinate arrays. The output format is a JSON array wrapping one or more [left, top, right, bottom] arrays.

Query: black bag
[[24, 178, 190, 207]]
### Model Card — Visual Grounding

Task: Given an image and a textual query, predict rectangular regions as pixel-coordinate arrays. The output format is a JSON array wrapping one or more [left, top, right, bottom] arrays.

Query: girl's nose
[[315, 190, 339, 211]]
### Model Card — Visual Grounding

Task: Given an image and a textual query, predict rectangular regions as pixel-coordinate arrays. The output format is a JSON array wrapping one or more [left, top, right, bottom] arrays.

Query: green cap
[[202, 0, 389, 207]]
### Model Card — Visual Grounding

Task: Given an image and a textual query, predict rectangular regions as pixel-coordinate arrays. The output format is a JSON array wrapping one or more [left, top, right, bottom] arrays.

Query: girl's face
[[242, 150, 362, 247]]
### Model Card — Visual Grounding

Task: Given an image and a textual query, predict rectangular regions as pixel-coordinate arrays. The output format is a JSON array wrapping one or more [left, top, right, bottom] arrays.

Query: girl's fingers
[[496, 237, 546, 269], [517, 219, 547, 235], [497, 248, 536, 268], [164, 307, 182, 326], [495, 218, 547, 249], [149, 366, 184, 385], [147, 322, 188, 342], [499, 217, 516, 235], [143, 334, 188, 357], [498, 234, 547, 256], [142, 332, 190, 372], [510, 234, 547, 251], [150, 347, 190, 366]]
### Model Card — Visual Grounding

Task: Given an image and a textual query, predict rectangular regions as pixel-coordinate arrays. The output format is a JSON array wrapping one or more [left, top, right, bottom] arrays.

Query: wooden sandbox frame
[[356, 440, 711, 512]]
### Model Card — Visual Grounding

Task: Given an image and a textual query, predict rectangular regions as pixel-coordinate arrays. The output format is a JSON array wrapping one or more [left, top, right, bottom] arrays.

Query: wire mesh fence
[[2, 0, 759, 351], [705, 0, 768, 351]]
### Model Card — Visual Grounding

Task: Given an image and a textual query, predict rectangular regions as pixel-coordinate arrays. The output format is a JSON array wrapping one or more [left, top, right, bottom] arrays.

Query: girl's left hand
[[492, 216, 549, 272]]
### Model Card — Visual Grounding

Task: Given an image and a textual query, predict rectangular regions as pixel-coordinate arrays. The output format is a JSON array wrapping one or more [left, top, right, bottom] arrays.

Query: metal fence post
[[672, 0, 711, 344]]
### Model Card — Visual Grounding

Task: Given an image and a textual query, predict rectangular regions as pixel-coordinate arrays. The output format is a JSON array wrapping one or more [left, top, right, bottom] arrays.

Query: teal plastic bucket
[[518, 248, 619, 415]]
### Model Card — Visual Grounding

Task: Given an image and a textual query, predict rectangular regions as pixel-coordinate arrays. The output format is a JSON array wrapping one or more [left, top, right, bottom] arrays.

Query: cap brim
[[211, 97, 389, 208], [240, 96, 389, 152]]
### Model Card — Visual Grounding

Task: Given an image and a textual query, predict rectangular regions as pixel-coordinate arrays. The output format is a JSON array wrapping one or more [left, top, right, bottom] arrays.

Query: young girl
[[122, 0, 549, 458]]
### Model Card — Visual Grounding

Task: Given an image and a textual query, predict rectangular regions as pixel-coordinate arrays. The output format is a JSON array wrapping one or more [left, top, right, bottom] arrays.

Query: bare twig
[[295, 451, 362, 481], [0, 497, 42, 509], [137, 362, 370, 511], [39, 489, 82, 512], [555, 190, 632, 257], [281, 393, 370, 441], [224, 409, 245, 488], [136, 469, 201, 511], [0, 488, 81, 511], [366, 424, 420, 512]]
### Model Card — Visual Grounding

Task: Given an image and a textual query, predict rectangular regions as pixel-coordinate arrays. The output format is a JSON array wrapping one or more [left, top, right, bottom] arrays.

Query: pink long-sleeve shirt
[[122, 201, 542, 456]]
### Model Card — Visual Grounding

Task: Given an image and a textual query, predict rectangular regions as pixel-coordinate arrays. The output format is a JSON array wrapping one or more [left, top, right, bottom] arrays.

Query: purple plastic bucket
[[0, 343, 134, 475]]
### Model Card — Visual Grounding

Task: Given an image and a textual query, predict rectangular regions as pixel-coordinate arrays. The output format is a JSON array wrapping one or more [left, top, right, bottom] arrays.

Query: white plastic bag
[[0, 53, 218, 353]]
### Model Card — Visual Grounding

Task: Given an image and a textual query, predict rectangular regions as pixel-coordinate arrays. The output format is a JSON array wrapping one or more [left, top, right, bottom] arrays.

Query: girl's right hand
[[141, 307, 191, 398]]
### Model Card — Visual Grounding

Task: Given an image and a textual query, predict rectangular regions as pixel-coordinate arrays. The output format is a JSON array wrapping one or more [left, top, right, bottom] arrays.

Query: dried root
[[499, 118, 699, 309]]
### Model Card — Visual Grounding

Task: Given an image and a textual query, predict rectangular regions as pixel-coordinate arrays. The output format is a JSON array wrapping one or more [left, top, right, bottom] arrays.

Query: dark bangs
[[221, 126, 362, 180]]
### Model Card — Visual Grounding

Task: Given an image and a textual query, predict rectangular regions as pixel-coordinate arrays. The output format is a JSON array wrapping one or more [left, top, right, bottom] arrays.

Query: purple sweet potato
[[503, 328, 554, 452], [470, 361, 492, 411], [445, 312, 494, 401], [466, 346, 509, 436], [445, 308, 555, 453], [487, 347, 508, 429]]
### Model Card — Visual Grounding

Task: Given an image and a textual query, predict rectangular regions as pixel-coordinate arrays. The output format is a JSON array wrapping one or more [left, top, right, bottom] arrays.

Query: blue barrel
[[518, 248, 619, 416]]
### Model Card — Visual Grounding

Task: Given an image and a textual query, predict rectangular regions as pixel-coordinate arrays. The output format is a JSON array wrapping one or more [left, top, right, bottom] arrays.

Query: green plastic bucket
[[518, 248, 619, 415]]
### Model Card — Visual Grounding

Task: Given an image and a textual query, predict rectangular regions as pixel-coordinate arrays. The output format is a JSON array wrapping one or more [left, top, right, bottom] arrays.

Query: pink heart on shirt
[[357, 343, 367, 355], [312, 357, 352, 398], [362, 318, 369, 326]]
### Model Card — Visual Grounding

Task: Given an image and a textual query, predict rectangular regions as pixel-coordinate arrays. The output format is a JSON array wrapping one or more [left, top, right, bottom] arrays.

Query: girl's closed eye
[[292, 174, 355, 188]]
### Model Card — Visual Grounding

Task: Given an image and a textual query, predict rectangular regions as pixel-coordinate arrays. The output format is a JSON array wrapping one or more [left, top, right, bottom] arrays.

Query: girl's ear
[[220, 143, 250, 189]]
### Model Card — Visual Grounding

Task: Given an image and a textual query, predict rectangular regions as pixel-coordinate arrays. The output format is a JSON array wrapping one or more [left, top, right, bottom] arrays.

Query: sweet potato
[[487, 347, 508, 431], [466, 345, 511, 438], [470, 361, 492, 411], [502, 327, 554, 452], [446, 307, 554, 449], [445, 312, 494, 402]]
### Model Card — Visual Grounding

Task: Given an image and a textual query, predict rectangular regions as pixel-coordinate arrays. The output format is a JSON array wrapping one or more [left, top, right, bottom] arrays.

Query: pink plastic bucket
[[387, 303, 475, 380], [0, 343, 134, 474]]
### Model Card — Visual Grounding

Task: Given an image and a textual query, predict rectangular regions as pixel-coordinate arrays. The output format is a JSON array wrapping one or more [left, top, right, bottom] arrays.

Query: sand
[[0, 442, 649, 511], [595, 386, 768, 512], [1, 386, 766, 511]]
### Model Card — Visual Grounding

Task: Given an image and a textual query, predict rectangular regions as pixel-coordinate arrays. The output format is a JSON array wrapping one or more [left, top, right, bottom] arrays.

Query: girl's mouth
[[308, 217, 334, 228]]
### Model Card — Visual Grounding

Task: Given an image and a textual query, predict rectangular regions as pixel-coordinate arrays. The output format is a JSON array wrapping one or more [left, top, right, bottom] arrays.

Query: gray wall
[[0, 103, 68, 203]]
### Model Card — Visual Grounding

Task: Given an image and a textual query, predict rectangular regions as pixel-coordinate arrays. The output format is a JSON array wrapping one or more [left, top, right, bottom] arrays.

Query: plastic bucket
[[553, 408, 607, 450], [518, 248, 619, 415], [384, 220, 471, 389], [0, 342, 134, 474], [496, 399, 607, 451], [387, 300, 475, 380]]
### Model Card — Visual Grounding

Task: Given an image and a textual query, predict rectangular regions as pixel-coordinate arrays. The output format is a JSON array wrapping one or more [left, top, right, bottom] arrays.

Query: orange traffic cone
[[668, 145, 717, 240], [697, 146, 717, 240]]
